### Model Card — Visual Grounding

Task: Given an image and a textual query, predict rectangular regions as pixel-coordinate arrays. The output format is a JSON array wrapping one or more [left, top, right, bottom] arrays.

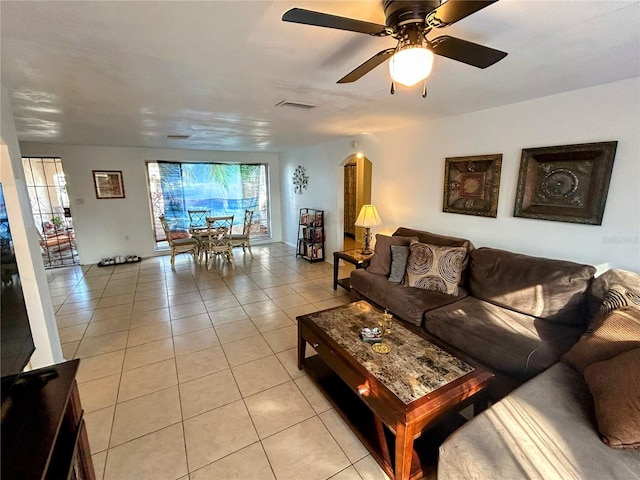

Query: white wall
[[279, 144, 353, 258], [281, 78, 640, 273], [19, 144, 283, 265], [1, 85, 63, 368]]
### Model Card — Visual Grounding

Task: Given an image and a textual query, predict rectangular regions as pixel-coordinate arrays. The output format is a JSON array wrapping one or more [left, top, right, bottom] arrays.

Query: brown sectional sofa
[[423, 247, 593, 382], [348, 227, 640, 479], [349, 227, 595, 395], [439, 269, 640, 480]]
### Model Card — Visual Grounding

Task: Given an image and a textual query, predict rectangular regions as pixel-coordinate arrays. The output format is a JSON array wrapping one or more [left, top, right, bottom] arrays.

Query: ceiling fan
[[282, 0, 507, 97]]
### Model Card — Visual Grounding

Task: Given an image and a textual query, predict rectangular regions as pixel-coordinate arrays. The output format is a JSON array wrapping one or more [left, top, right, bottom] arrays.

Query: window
[[22, 157, 78, 267], [146, 161, 270, 248]]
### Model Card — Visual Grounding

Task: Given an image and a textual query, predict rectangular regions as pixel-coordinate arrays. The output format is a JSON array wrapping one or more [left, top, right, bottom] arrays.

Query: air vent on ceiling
[[275, 100, 316, 110], [166, 134, 190, 140]]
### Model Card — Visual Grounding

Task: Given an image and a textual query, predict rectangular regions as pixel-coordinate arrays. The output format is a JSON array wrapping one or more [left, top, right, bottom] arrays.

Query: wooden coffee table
[[297, 301, 494, 480]]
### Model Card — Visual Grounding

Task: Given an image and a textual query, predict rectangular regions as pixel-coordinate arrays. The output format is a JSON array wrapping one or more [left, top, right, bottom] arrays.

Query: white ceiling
[[1, 0, 639, 153]]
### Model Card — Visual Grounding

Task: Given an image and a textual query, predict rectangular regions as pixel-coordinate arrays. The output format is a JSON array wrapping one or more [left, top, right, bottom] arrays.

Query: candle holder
[[372, 310, 392, 354]]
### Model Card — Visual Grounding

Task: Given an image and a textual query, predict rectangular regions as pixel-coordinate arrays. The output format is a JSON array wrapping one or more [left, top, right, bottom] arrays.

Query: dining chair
[[204, 215, 234, 269], [187, 209, 208, 229], [231, 209, 254, 257], [188, 209, 209, 255], [159, 215, 199, 270]]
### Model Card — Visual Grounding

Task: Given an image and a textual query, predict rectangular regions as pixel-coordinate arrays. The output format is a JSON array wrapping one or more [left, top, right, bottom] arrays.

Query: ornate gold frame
[[514, 141, 617, 225], [443, 154, 502, 217]]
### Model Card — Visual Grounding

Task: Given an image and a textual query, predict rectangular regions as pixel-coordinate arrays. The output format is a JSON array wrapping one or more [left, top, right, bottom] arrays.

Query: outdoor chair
[[38, 223, 75, 252]]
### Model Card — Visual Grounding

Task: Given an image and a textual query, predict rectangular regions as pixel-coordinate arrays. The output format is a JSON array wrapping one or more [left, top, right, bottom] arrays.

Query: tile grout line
[[50, 247, 352, 480]]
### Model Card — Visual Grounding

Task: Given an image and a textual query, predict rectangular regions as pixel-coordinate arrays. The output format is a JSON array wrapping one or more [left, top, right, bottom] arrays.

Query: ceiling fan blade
[[282, 8, 387, 36], [427, 1, 498, 28], [430, 35, 507, 68], [337, 48, 395, 83]]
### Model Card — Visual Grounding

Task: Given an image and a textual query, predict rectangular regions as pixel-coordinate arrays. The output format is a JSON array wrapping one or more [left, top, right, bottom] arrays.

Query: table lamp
[[354, 205, 382, 254]]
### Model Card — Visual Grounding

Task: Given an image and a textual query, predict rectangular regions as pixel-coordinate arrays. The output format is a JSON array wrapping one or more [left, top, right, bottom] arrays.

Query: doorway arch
[[339, 153, 372, 250]]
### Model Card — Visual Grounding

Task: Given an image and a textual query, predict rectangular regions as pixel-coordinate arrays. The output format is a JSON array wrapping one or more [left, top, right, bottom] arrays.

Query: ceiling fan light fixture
[[389, 46, 434, 87]]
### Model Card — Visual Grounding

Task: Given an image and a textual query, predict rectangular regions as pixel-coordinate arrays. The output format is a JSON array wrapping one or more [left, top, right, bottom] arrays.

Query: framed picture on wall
[[513, 141, 617, 225], [443, 154, 502, 217], [93, 170, 125, 199]]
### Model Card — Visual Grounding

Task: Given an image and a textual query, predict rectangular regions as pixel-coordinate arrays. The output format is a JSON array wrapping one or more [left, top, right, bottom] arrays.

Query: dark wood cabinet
[[1, 359, 95, 480]]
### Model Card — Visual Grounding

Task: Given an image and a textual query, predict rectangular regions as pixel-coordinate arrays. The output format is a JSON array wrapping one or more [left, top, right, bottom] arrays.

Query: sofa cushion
[[584, 348, 640, 449], [562, 305, 640, 373], [393, 227, 472, 249], [388, 245, 409, 283], [438, 362, 640, 480], [589, 268, 640, 302], [586, 268, 640, 321], [423, 297, 584, 379], [403, 242, 467, 295], [366, 234, 417, 276], [349, 268, 465, 326], [469, 247, 596, 326]]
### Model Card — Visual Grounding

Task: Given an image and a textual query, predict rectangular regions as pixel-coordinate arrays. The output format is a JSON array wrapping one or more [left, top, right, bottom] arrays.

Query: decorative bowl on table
[[360, 327, 382, 344]]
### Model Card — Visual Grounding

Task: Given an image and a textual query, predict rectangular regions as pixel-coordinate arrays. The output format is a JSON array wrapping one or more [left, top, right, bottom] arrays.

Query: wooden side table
[[333, 249, 373, 290]]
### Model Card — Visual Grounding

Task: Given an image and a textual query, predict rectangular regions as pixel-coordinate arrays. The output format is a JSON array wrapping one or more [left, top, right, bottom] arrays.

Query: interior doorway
[[343, 154, 372, 250], [22, 157, 79, 268]]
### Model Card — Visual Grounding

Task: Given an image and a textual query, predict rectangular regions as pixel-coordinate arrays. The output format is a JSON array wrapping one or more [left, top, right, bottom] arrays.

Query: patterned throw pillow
[[590, 284, 640, 331], [584, 348, 640, 449], [403, 242, 467, 295]]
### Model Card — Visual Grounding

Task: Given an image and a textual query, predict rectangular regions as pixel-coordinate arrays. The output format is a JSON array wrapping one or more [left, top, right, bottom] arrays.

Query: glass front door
[[22, 157, 79, 268]]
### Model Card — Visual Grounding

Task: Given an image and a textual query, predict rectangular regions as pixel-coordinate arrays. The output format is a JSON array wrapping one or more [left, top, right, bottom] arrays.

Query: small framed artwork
[[514, 141, 617, 225], [93, 170, 125, 199], [443, 154, 502, 217]]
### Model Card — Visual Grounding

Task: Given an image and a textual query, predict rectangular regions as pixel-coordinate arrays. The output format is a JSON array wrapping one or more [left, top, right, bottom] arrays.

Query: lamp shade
[[389, 47, 434, 87], [354, 205, 382, 227]]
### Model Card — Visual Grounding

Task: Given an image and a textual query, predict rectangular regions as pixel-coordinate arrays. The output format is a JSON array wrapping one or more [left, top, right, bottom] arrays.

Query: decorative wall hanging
[[514, 141, 617, 225], [93, 170, 125, 199], [443, 154, 502, 217], [293, 165, 308, 194]]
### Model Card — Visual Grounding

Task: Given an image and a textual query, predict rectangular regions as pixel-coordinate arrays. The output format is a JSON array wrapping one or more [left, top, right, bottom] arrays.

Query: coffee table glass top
[[305, 301, 474, 405]]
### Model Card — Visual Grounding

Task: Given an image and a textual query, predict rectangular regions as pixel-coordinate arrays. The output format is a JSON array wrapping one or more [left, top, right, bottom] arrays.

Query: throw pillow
[[589, 283, 640, 331], [366, 234, 417, 276], [583, 348, 640, 449], [403, 242, 467, 295], [388, 245, 409, 283], [562, 305, 640, 373]]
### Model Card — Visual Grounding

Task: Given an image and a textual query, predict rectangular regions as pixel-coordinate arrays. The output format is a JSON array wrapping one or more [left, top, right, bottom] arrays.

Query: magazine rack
[[296, 208, 325, 262]]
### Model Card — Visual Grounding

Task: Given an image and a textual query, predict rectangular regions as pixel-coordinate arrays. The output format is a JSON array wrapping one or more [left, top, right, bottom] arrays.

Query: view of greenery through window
[[147, 161, 270, 248]]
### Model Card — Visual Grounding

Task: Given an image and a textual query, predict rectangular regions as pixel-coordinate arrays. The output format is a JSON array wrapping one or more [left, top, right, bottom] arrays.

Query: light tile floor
[[48, 243, 392, 480]]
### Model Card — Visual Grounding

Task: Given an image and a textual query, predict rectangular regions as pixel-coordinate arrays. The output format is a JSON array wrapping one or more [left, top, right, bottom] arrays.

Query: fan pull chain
[[389, 80, 428, 97]]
